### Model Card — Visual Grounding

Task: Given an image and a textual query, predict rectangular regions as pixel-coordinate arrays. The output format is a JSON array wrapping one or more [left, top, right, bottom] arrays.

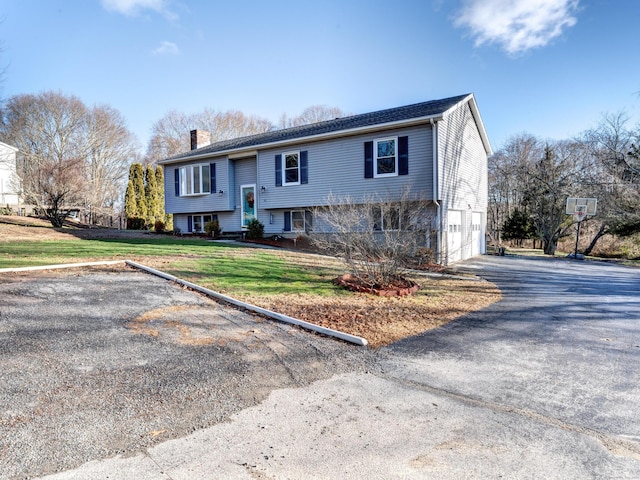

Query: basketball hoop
[[566, 197, 597, 260], [573, 212, 587, 223]]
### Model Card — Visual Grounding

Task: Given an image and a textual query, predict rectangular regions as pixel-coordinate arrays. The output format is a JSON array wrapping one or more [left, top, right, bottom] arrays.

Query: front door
[[240, 184, 256, 228]]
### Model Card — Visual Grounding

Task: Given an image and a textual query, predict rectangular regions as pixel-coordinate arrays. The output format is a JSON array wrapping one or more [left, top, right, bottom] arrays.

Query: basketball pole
[[574, 217, 582, 259]]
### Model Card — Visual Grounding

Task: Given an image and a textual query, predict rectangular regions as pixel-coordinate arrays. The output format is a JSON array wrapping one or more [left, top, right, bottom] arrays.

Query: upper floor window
[[275, 151, 308, 186], [364, 136, 408, 179], [284, 151, 300, 185], [374, 137, 398, 178], [179, 164, 210, 196]]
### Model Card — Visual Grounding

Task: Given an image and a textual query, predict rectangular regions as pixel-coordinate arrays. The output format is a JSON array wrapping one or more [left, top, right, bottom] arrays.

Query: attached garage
[[447, 210, 463, 263], [471, 212, 483, 256]]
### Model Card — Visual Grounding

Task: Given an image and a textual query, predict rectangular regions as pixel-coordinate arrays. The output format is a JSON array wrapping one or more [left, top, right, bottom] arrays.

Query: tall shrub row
[[125, 163, 171, 230]]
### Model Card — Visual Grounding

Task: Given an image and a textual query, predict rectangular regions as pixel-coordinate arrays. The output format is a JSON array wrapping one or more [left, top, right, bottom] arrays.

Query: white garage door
[[447, 210, 462, 263], [471, 212, 482, 256]]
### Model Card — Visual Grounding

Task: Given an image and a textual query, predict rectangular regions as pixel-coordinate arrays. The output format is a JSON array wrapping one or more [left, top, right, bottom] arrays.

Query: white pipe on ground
[[125, 260, 368, 347]]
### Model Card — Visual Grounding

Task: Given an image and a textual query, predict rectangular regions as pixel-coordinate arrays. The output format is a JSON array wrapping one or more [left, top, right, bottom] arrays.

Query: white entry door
[[447, 210, 462, 263]]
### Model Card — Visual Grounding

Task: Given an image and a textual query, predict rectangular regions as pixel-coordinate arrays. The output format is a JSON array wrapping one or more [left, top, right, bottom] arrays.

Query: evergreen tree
[[124, 179, 138, 219], [155, 165, 173, 230], [144, 164, 159, 225], [131, 163, 147, 225], [501, 209, 535, 246]]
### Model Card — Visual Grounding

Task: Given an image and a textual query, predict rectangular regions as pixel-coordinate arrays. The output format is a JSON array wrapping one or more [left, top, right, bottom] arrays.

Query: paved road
[[4, 256, 640, 479]]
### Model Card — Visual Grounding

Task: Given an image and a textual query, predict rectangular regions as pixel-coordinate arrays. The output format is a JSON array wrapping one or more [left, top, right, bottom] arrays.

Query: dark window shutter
[[187, 216, 193, 233], [210, 163, 216, 194], [300, 151, 308, 184], [284, 211, 291, 231], [364, 141, 373, 178], [275, 154, 282, 187], [305, 210, 313, 232], [398, 136, 408, 175], [174, 168, 180, 196]]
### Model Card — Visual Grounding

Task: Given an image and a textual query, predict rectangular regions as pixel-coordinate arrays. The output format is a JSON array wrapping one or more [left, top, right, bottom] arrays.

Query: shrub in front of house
[[127, 217, 146, 230], [246, 218, 264, 239], [154, 220, 166, 233], [205, 219, 222, 238]]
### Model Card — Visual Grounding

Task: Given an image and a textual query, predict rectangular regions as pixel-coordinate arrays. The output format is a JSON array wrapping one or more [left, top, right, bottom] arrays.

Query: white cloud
[[454, 0, 580, 55], [101, 0, 176, 20], [153, 41, 180, 56]]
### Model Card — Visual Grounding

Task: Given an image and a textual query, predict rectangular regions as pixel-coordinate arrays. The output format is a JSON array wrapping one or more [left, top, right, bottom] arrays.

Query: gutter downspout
[[430, 118, 442, 264]]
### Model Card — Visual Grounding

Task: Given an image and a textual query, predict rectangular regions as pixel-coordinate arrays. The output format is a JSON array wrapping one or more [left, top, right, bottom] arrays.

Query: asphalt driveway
[[0, 266, 374, 479], [2, 256, 640, 479]]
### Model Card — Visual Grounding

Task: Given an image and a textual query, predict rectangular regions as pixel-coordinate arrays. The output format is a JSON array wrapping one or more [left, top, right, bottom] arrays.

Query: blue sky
[[2, 0, 639, 153]]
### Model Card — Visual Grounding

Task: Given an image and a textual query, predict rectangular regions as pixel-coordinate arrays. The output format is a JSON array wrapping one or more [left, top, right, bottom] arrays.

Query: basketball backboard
[[566, 197, 597, 216]]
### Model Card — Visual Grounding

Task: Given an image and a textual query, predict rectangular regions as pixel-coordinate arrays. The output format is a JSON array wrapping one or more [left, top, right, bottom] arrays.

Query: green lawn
[[0, 236, 344, 296], [0, 237, 224, 266]]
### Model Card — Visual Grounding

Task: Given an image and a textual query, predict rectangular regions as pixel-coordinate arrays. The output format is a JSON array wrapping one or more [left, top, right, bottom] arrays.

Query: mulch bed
[[334, 274, 420, 297]]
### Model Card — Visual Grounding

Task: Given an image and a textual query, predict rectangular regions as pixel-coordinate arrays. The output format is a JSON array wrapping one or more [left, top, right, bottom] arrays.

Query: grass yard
[[0, 216, 502, 347]]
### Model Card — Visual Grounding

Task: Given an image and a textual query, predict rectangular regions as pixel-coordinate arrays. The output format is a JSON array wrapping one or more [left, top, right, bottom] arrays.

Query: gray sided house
[[159, 93, 492, 264]]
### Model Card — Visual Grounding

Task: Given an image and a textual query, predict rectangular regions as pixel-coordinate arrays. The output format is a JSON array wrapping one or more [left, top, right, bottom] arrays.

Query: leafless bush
[[312, 188, 434, 288]]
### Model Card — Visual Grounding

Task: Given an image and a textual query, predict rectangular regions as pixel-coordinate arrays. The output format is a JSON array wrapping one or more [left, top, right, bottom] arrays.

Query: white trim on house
[[373, 136, 399, 179]]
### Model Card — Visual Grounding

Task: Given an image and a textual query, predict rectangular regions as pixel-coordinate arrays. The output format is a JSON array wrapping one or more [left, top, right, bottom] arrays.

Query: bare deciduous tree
[[578, 112, 640, 246], [2, 92, 89, 226], [145, 109, 272, 162], [488, 133, 542, 245], [523, 142, 579, 255], [85, 104, 140, 221], [311, 187, 434, 288], [1, 91, 139, 226], [277, 105, 348, 129]]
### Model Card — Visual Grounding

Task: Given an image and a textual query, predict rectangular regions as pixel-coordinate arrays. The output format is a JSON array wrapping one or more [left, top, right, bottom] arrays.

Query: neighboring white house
[[0, 141, 20, 212], [159, 94, 492, 264]]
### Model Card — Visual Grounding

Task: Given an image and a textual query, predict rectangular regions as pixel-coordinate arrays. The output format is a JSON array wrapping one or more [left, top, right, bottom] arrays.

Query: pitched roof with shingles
[[160, 93, 472, 163]]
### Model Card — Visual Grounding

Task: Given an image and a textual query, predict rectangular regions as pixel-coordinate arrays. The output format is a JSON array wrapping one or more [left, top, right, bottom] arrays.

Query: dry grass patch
[[231, 276, 502, 348]]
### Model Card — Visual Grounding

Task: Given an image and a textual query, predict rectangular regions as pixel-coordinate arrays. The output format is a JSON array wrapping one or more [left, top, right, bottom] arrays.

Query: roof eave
[[0, 141, 19, 153]]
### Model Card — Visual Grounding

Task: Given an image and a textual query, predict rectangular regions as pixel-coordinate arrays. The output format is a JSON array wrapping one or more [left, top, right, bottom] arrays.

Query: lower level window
[[291, 211, 305, 231], [287, 210, 312, 232], [373, 206, 401, 231], [189, 214, 216, 233]]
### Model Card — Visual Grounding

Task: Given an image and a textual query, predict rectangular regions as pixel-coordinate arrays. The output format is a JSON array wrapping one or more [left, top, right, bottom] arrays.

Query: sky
[[1, 0, 639, 154]]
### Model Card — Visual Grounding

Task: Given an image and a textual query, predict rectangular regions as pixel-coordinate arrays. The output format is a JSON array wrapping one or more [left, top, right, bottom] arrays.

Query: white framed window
[[179, 164, 210, 196], [283, 151, 300, 185], [373, 206, 401, 231], [189, 214, 216, 233], [286, 210, 312, 232], [291, 210, 305, 231], [374, 137, 398, 178]]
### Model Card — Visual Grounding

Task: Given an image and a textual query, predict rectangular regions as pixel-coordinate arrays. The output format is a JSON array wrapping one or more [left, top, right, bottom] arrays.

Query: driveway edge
[[0, 260, 125, 273]]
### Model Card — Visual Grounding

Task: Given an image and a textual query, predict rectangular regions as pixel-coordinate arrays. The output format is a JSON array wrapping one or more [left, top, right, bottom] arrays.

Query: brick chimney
[[190, 130, 211, 150]]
